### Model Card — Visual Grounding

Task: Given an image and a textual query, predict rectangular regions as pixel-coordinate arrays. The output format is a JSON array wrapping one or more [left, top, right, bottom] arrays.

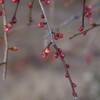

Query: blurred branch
[[54, 1, 100, 31], [53, 44, 77, 99], [44, 1, 100, 39], [49, 0, 55, 27], [69, 24, 100, 39], [0, 62, 6, 66], [7, 1, 100, 35], [81, 0, 86, 28], [28, 0, 35, 25], [2, 4, 9, 80], [39, 0, 55, 44]]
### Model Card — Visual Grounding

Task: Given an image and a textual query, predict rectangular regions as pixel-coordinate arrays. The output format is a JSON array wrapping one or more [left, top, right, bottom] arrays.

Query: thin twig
[[28, 0, 35, 25], [2, 4, 9, 80], [0, 62, 6, 66], [55, 1, 100, 31], [69, 24, 100, 39], [12, 0, 20, 19], [39, 0, 55, 44], [82, 0, 86, 28], [53, 44, 77, 98]]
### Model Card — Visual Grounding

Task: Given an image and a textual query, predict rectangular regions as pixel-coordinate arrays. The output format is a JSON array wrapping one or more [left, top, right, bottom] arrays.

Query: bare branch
[[69, 24, 100, 39], [55, 1, 100, 31], [0, 62, 5, 66], [44, 1, 100, 39], [2, 4, 9, 80], [6, 1, 100, 35], [53, 44, 77, 98], [39, 1, 77, 98], [28, 0, 35, 25], [38, 0, 55, 44]]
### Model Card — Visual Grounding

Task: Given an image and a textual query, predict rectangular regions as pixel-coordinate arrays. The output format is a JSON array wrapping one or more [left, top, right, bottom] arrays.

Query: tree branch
[[69, 24, 100, 39], [39, 0, 77, 98], [39, 0, 55, 44], [28, 0, 35, 25], [2, 4, 9, 80]]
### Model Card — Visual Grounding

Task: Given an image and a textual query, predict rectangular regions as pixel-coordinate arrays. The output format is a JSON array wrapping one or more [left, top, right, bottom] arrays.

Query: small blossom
[[45, 0, 50, 5], [90, 22, 96, 27], [38, 22, 45, 27], [59, 33, 63, 38], [53, 53, 58, 59], [66, 64, 70, 68], [44, 48, 50, 54], [78, 26, 84, 31], [10, 46, 19, 51], [12, 0, 18, 3], [60, 53, 65, 58], [65, 74, 69, 78], [42, 51, 47, 57], [73, 83, 77, 88], [54, 33, 59, 40]]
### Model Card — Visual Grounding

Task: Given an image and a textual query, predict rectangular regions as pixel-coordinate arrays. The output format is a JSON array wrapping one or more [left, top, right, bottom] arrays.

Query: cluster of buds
[[53, 48, 65, 59], [42, 47, 51, 57], [5, 0, 18, 32], [5, 23, 13, 32], [84, 5, 93, 21], [38, 12, 46, 27], [53, 33, 63, 40], [78, 0, 96, 37], [5, 17, 17, 32]]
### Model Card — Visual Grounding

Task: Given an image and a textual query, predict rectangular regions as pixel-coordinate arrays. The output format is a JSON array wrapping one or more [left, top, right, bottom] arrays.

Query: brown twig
[[69, 24, 100, 39], [53, 44, 77, 98], [39, 0, 55, 44], [28, 0, 35, 25], [81, 0, 86, 28], [0, 62, 6, 66], [12, 0, 20, 20]]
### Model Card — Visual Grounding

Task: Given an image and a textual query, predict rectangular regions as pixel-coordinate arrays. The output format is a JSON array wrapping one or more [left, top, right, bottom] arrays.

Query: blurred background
[[0, 0, 100, 100]]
